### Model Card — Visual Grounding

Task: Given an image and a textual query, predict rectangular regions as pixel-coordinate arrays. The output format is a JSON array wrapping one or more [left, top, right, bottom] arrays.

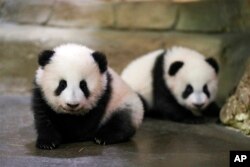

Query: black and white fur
[[32, 43, 143, 149], [121, 47, 220, 124]]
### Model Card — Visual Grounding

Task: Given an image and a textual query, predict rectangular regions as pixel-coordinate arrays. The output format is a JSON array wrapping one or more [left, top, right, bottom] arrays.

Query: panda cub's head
[[35, 43, 108, 114], [165, 47, 219, 115]]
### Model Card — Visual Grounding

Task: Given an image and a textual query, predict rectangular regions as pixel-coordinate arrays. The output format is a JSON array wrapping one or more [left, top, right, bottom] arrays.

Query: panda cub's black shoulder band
[[154, 49, 167, 66], [152, 49, 167, 87], [161, 49, 167, 57]]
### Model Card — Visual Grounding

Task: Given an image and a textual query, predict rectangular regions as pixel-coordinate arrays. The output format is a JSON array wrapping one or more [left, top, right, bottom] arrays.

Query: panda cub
[[32, 43, 144, 149], [121, 47, 220, 124]]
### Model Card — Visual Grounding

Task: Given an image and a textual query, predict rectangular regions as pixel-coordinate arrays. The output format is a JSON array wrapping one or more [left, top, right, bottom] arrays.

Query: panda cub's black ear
[[92, 51, 107, 73], [38, 50, 55, 67], [169, 61, 184, 76], [206, 57, 219, 74]]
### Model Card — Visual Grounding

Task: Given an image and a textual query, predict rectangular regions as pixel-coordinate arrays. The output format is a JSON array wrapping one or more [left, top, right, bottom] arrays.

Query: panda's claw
[[36, 138, 60, 150], [94, 138, 101, 145], [94, 138, 106, 145], [37, 143, 56, 150]]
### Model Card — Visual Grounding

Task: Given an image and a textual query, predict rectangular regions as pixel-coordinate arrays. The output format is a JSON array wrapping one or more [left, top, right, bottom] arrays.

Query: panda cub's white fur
[[32, 43, 144, 149], [122, 47, 220, 123], [121, 49, 165, 107]]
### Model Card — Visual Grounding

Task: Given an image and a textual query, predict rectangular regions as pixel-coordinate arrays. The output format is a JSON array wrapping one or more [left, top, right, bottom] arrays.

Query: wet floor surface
[[0, 95, 249, 167]]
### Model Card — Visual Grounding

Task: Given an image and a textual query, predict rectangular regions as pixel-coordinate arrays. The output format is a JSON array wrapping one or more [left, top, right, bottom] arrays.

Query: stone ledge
[[115, 2, 177, 30]]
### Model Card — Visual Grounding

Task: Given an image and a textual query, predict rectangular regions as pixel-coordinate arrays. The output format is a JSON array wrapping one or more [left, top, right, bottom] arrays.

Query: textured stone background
[[0, 0, 250, 106], [220, 62, 250, 134]]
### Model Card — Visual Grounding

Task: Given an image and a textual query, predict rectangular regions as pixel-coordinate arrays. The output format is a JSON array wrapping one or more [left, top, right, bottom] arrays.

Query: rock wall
[[0, 0, 250, 106], [220, 63, 250, 135], [1, 0, 250, 32]]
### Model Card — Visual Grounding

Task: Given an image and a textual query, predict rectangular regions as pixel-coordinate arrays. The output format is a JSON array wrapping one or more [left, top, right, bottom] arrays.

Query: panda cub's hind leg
[[94, 109, 136, 145]]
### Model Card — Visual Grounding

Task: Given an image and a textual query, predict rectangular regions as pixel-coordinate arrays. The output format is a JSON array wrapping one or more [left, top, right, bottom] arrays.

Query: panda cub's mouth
[[61, 107, 88, 115], [57, 104, 87, 114], [62, 107, 78, 112], [61, 106, 84, 113]]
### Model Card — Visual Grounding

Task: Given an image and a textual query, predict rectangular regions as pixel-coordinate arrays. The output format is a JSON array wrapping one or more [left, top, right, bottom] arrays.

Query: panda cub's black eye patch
[[80, 80, 90, 98], [203, 84, 210, 98], [182, 84, 193, 99], [55, 80, 67, 96]]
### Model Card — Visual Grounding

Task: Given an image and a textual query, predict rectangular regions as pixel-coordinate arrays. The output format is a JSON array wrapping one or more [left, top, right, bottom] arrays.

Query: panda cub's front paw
[[36, 135, 61, 150], [94, 137, 106, 145]]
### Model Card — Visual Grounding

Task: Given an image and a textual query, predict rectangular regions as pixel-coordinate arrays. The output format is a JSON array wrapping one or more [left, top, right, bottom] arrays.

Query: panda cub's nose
[[193, 103, 204, 109], [67, 103, 79, 109]]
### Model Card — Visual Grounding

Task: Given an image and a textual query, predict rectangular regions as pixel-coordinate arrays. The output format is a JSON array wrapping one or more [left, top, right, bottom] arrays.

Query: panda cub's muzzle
[[62, 103, 81, 113], [188, 92, 208, 111], [192, 103, 204, 110], [67, 103, 79, 109]]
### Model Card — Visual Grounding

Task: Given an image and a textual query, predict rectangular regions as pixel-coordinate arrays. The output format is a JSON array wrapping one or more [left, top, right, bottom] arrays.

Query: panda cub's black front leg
[[202, 102, 220, 117], [94, 110, 136, 145], [153, 100, 207, 124], [36, 128, 62, 150], [35, 115, 62, 150]]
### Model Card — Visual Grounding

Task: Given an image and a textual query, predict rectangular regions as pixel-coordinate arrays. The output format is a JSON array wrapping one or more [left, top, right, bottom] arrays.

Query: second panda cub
[[32, 43, 144, 149], [121, 47, 220, 124]]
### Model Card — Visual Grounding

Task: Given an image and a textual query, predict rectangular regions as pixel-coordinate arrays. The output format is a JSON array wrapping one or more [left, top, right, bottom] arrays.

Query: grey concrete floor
[[0, 95, 249, 167]]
